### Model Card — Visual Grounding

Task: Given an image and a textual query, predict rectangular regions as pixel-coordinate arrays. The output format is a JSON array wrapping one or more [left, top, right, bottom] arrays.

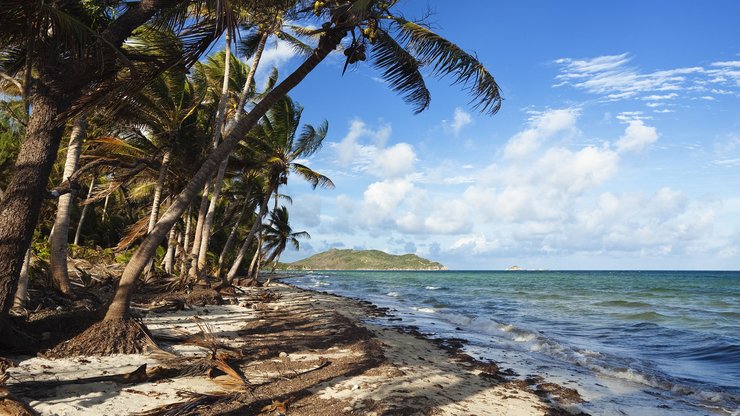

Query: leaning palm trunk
[[12, 249, 32, 311], [197, 27, 266, 279], [147, 147, 172, 233], [102, 29, 347, 322], [190, 30, 233, 281], [49, 116, 87, 295], [73, 177, 96, 246], [226, 190, 272, 283], [247, 234, 262, 279], [195, 156, 229, 278], [143, 147, 172, 280], [216, 188, 253, 278], [187, 186, 211, 278]]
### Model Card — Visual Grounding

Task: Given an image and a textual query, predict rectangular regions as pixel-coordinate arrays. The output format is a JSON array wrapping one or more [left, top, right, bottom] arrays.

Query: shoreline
[[3, 282, 584, 415]]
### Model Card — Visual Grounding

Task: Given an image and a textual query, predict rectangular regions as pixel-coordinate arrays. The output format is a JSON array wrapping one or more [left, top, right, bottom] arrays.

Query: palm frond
[[275, 30, 314, 56], [237, 29, 264, 59], [389, 17, 503, 115], [294, 120, 328, 158], [291, 163, 335, 189], [370, 27, 430, 113]]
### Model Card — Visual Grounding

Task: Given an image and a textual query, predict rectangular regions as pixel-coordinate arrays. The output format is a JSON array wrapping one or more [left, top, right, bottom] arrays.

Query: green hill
[[282, 249, 447, 271]]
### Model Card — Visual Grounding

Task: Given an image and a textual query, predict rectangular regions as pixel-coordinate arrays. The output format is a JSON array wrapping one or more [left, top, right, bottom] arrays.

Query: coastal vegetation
[[0, 0, 500, 391], [282, 248, 447, 270]]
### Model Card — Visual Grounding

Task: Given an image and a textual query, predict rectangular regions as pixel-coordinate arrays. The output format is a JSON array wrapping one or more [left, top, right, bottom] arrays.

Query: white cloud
[[615, 119, 659, 153], [503, 108, 579, 158], [569, 189, 713, 253], [257, 40, 298, 81], [554, 54, 740, 102], [370, 143, 416, 178], [616, 111, 650, 122], [643, 93, 678, 100], [332, 119, 405, 179], [361, 179, 414, 223], [443, 107, 473, 135], [305, 105, 733, 268], [450, 234, 500, 254], [711, 61, 740, 68]]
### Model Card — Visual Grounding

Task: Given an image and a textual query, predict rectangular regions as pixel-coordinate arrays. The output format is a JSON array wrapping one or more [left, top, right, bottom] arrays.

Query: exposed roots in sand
[[44, 318, 157, 357]]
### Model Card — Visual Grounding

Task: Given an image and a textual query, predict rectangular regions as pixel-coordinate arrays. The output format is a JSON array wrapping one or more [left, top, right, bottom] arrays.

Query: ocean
[[287, 270, 740, 415]]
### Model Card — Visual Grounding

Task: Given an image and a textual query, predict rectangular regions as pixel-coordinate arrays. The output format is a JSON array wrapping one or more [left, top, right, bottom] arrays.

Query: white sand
[[4, 284, 561, 415]]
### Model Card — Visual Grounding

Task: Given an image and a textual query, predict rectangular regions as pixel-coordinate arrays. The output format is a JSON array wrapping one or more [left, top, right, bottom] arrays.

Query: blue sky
[[249, 1, 740, 270]]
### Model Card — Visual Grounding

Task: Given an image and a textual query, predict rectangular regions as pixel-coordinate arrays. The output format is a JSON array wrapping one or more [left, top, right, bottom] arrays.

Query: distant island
[[280, 249, 447, 271]]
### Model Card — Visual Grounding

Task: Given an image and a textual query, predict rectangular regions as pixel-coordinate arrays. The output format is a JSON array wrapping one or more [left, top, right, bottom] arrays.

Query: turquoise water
[[288, 270, 740, 415]]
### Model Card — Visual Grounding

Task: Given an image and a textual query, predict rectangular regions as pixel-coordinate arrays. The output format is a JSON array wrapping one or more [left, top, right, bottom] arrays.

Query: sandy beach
[[2, 282, 584, 415]]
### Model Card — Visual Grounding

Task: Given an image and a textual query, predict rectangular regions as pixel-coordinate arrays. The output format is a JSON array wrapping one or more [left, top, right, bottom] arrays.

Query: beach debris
[[261, 399, 289, 415]]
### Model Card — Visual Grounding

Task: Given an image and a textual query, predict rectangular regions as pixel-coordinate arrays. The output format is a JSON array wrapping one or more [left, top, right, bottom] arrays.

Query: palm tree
[[225, 95, 333, 282], [0, 0, 223, 316], [188, 46, 248, 279], [192, 4, 314, 279], [86, 1, 502, 353], [261, 205, 309, 270]]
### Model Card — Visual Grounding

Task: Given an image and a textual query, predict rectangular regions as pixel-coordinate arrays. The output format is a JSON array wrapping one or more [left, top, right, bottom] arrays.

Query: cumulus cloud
[[615, 119, 659, 153], [370, 143, 416, 178], [503, 108, 579, 158], [443, 107, 473, 135], [361, 179, 414, 222], [310, 106, 729, 267], [331, 119, 413, 178], [261, 39, 298, 66]]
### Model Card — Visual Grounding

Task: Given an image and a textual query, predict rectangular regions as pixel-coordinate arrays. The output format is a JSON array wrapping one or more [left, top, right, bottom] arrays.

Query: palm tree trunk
[[198, 32, 268, 278], [253, 250, 266, 281], [103, 28, 347, 321], [236, 31, 268, 117], [197, 25, 264, 279], [0, 88, 67, 316], [182, 207, 192, 258], [142, 147, 173, 279], [73, 177, 96, 246], [12, 249, 32, 311], [226, 190, 272, 283], [102, 193, 110, 220], [192, 28, 232, 280], [50, 115, 87, 296], [195, 156, 229, 278], [247, 236, 262, 279], [147, 147, 172, 233], [164, 227, 177, 274], [188, 185, 211, 277], [216, 188, 253, 278]]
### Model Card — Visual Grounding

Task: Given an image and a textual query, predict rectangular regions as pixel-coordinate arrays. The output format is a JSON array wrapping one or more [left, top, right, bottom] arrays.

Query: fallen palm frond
[[7, 364, 150, 398], [134, 391, 234, 416], [132, 298, 189, 314]]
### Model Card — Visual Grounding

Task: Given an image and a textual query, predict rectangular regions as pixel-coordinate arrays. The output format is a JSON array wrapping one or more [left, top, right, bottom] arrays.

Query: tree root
[[43, 318, 156, 357]]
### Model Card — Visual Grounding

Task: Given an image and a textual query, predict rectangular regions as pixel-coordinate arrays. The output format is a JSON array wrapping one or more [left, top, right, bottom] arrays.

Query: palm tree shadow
[[189, 285, 585, 415]]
